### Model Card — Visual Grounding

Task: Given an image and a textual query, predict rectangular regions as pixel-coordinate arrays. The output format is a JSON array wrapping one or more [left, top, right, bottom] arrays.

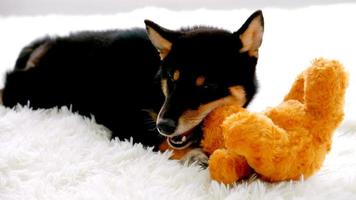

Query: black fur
[[2, 11, 263, 149], [3, 29, 165, 147]]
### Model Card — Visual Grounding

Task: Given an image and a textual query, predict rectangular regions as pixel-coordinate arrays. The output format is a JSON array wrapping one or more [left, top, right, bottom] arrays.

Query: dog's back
[[2, 29, 165, 146]]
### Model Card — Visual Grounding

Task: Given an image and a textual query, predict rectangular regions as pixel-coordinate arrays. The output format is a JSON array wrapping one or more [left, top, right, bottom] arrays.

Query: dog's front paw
[[180, 148, 208, 168]]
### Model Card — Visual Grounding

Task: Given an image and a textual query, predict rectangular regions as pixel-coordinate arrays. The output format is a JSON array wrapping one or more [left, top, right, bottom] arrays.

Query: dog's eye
[[196, 76, 218, 90]]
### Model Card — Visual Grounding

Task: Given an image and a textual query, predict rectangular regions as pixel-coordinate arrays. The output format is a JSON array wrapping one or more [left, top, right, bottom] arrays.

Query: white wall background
[[0, 0, 355, 16], [0, 1, 355, 122]]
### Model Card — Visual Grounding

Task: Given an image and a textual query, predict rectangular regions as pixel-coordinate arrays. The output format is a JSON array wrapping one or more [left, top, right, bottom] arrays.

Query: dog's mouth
[[167, 127, 199, 150]]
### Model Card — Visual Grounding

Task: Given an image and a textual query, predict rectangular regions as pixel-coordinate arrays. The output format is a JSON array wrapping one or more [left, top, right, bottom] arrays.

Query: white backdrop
[[0, 0, 355, 16], [0, 5, 355, 121]]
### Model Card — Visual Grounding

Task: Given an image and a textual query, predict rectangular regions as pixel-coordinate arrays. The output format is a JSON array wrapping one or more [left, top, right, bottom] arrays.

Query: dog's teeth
[[182, 136, 187, 142]]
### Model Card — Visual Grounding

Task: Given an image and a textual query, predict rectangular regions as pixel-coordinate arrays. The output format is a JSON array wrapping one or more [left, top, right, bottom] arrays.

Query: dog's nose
[[157, 119, 177, 135]]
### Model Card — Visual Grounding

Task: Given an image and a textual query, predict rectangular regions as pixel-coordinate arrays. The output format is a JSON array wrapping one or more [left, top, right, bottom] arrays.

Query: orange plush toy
[[205, 58, 349, 184]]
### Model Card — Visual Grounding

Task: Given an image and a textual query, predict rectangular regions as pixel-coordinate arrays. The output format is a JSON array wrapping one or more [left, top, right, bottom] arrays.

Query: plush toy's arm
[[304, 59, 348, 121]]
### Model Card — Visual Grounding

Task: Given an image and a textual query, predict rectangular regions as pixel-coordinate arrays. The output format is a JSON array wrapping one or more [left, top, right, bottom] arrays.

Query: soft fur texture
[[206, 58, 348, 184]]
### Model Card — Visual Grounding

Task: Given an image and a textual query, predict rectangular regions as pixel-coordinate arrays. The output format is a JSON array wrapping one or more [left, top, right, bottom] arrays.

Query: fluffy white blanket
[[0, 4, 356, 199], [0, 106, 355, 199]]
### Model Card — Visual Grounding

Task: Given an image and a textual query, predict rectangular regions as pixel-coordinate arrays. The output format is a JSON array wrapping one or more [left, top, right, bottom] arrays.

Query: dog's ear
[[234, 10, 264, 57], [144, 20, 181, 59]]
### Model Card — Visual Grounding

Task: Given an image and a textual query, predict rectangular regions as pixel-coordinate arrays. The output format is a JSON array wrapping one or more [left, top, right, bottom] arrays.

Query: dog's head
[[145, 10, 264, 149]]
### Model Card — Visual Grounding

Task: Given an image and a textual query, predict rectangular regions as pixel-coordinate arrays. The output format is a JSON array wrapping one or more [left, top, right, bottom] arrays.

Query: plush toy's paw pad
[[180, 148, 209, 168]]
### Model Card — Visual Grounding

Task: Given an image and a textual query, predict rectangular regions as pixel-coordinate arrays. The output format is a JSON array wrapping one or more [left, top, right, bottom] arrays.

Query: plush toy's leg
[[222, 111, 291, 181], [209, 149, 252, 184]]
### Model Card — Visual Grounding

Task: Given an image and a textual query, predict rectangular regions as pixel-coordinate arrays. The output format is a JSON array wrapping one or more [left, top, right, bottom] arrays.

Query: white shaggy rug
[[1, 4, 356, 200], [0, 106, 355, 200]]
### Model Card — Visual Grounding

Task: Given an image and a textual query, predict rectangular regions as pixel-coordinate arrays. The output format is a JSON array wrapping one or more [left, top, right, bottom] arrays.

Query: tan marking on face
[[173, 70, 180, 81], [161, 79, 168, 97], [158, 49, 170, 59], [248, 50, 259, 57], [229, 86, 247, 105], [195, 76, 205, 87], [173, 85, 246, 135]]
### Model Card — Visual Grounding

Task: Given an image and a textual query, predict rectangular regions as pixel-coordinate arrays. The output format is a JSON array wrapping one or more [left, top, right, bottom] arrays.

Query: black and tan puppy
[[2, 10, 264, 163]]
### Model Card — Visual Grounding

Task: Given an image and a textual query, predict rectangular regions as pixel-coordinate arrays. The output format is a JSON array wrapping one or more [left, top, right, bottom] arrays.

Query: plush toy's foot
[[209, 149, 252, 184]]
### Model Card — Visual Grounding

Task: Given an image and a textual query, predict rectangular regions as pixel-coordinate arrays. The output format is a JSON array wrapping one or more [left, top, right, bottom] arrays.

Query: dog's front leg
[[179, 148, 209, 168]]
